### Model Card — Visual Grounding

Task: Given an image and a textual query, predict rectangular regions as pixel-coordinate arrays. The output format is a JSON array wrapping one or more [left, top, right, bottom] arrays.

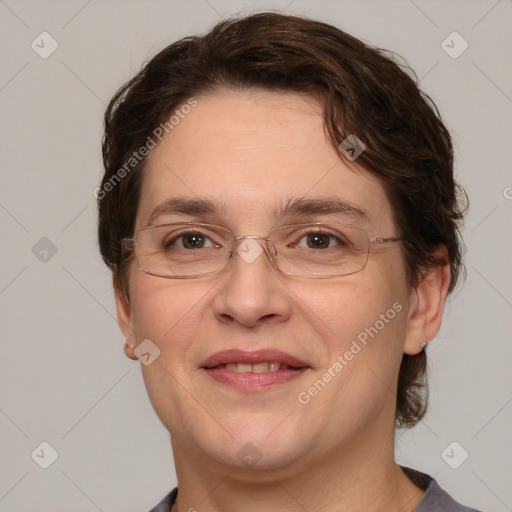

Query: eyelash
[[163, 229, 348, 250]]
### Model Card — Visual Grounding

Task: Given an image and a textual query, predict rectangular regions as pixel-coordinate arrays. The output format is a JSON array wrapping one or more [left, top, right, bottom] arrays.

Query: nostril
[[260, 313, 278, 323]]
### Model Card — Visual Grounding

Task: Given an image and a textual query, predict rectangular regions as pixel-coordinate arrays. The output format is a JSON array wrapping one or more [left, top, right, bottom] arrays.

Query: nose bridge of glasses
[[234, 235, 271, 241], [231, 234, 277, 265], [233, 235, 272, 251]]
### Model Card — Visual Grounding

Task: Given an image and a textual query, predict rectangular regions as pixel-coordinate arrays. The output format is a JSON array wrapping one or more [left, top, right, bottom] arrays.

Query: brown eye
[[296, 231, 346, 249], [181, 233, 206, 249], [164, 232, 214, 250], [306, 233, 331, 249]]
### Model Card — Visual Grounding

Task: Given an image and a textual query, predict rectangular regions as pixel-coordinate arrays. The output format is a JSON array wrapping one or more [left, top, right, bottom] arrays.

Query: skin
[[115, 89, 451, 512]]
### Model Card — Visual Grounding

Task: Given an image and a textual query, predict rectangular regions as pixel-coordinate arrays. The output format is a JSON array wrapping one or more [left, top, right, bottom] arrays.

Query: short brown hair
[[98, 13, 465, 428]]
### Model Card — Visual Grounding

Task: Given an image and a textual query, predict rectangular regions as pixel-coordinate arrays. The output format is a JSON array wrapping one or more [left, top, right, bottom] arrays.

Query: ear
[[113, 279, 138, 361], [403, 247, 452, 355]]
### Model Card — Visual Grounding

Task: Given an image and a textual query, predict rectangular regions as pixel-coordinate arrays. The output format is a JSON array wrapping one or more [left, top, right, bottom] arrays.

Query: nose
[[212, 236, 292, 329]]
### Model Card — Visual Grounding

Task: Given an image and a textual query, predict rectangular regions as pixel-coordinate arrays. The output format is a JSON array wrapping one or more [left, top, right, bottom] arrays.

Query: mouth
[[200, 349, 311, 391], [209, 361, 297, 373]]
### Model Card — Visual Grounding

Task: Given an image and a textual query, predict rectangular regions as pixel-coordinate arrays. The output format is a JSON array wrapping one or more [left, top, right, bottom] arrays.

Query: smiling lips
[[200, 349, 310, 391], [224, 361, 285, 373]]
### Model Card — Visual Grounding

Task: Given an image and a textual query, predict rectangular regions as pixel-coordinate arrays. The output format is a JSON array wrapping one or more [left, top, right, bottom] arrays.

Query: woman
[[97, 13, 480, 512]]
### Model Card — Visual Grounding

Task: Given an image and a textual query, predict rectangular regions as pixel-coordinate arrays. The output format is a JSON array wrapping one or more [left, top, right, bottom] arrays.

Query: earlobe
[[123, 341, 137, 360], [113, 282, 138, 361], [404, 248, 452, 355]]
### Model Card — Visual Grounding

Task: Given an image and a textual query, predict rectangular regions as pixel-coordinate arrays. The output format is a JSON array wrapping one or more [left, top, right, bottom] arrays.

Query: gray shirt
[[148, 468, 482, 511]]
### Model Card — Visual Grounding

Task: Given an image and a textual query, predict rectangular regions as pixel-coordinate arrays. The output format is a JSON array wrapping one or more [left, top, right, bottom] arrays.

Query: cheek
[[294, 261, 410, 404], [294, 271, 408, 350], [128, 268, 203, 339], [297, 288, 408, 433], [128, 269, 214, 390], [127, 271, 210, 428]]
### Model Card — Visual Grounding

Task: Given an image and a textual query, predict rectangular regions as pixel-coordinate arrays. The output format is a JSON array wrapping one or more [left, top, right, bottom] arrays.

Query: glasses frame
[[121, 221, 402, 279]]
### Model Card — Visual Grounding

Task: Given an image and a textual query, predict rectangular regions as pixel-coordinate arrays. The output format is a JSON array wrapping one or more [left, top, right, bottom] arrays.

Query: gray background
[[1, 0, 511, 511]]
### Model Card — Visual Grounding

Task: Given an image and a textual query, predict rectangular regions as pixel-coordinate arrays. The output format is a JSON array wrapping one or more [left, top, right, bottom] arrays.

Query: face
[[117, 89, 420, 473]]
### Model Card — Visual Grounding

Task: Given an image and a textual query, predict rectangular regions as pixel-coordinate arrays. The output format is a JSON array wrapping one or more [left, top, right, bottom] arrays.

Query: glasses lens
[[270, 223, 369, 277], [135, 224, 232, 277]]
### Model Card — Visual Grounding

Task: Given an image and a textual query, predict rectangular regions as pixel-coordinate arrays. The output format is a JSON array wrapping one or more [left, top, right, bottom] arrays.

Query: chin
[[195, 422, 311, 474], [216, 442, 303, 475]]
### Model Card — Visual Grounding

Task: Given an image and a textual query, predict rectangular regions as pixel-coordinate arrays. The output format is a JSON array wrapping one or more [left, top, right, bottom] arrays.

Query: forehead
[[136, 89, 394, 232]]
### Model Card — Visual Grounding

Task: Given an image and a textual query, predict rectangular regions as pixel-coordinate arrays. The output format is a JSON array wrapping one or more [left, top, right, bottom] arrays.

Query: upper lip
[[200, 349, 310, 369]]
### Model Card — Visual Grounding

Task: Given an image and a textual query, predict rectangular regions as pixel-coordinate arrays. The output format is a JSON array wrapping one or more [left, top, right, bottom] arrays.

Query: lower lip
[[203, 367, 308, 391]]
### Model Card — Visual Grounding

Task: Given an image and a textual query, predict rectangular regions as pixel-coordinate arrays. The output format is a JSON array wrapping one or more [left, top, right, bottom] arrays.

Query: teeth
[[224, 361, 283, 373], [252, 362, 269, 373]]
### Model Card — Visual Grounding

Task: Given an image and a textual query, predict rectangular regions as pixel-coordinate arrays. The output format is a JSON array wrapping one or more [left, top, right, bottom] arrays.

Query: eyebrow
[[147, 197, 227, 226], [272, 197, 368, 223], [146, 196, 369, 226]]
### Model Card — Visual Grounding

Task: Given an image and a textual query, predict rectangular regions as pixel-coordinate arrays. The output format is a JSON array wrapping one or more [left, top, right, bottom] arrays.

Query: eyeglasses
[[121, 222, 401, 279]]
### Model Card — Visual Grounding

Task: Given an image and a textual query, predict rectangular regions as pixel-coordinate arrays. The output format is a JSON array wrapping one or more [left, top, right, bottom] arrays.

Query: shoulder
[[147, 475, 485, 512], [403, 467, 483, 512], [147, 487, 177, 512]]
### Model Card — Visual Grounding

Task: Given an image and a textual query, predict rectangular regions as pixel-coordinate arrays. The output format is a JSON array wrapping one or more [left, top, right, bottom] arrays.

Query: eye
[[295, 231, 347, 249], [164, 231, 216, 250]]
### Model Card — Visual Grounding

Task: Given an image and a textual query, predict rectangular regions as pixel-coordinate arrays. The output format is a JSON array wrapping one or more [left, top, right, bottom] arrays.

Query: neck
[[169, 426, 424, 512]]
